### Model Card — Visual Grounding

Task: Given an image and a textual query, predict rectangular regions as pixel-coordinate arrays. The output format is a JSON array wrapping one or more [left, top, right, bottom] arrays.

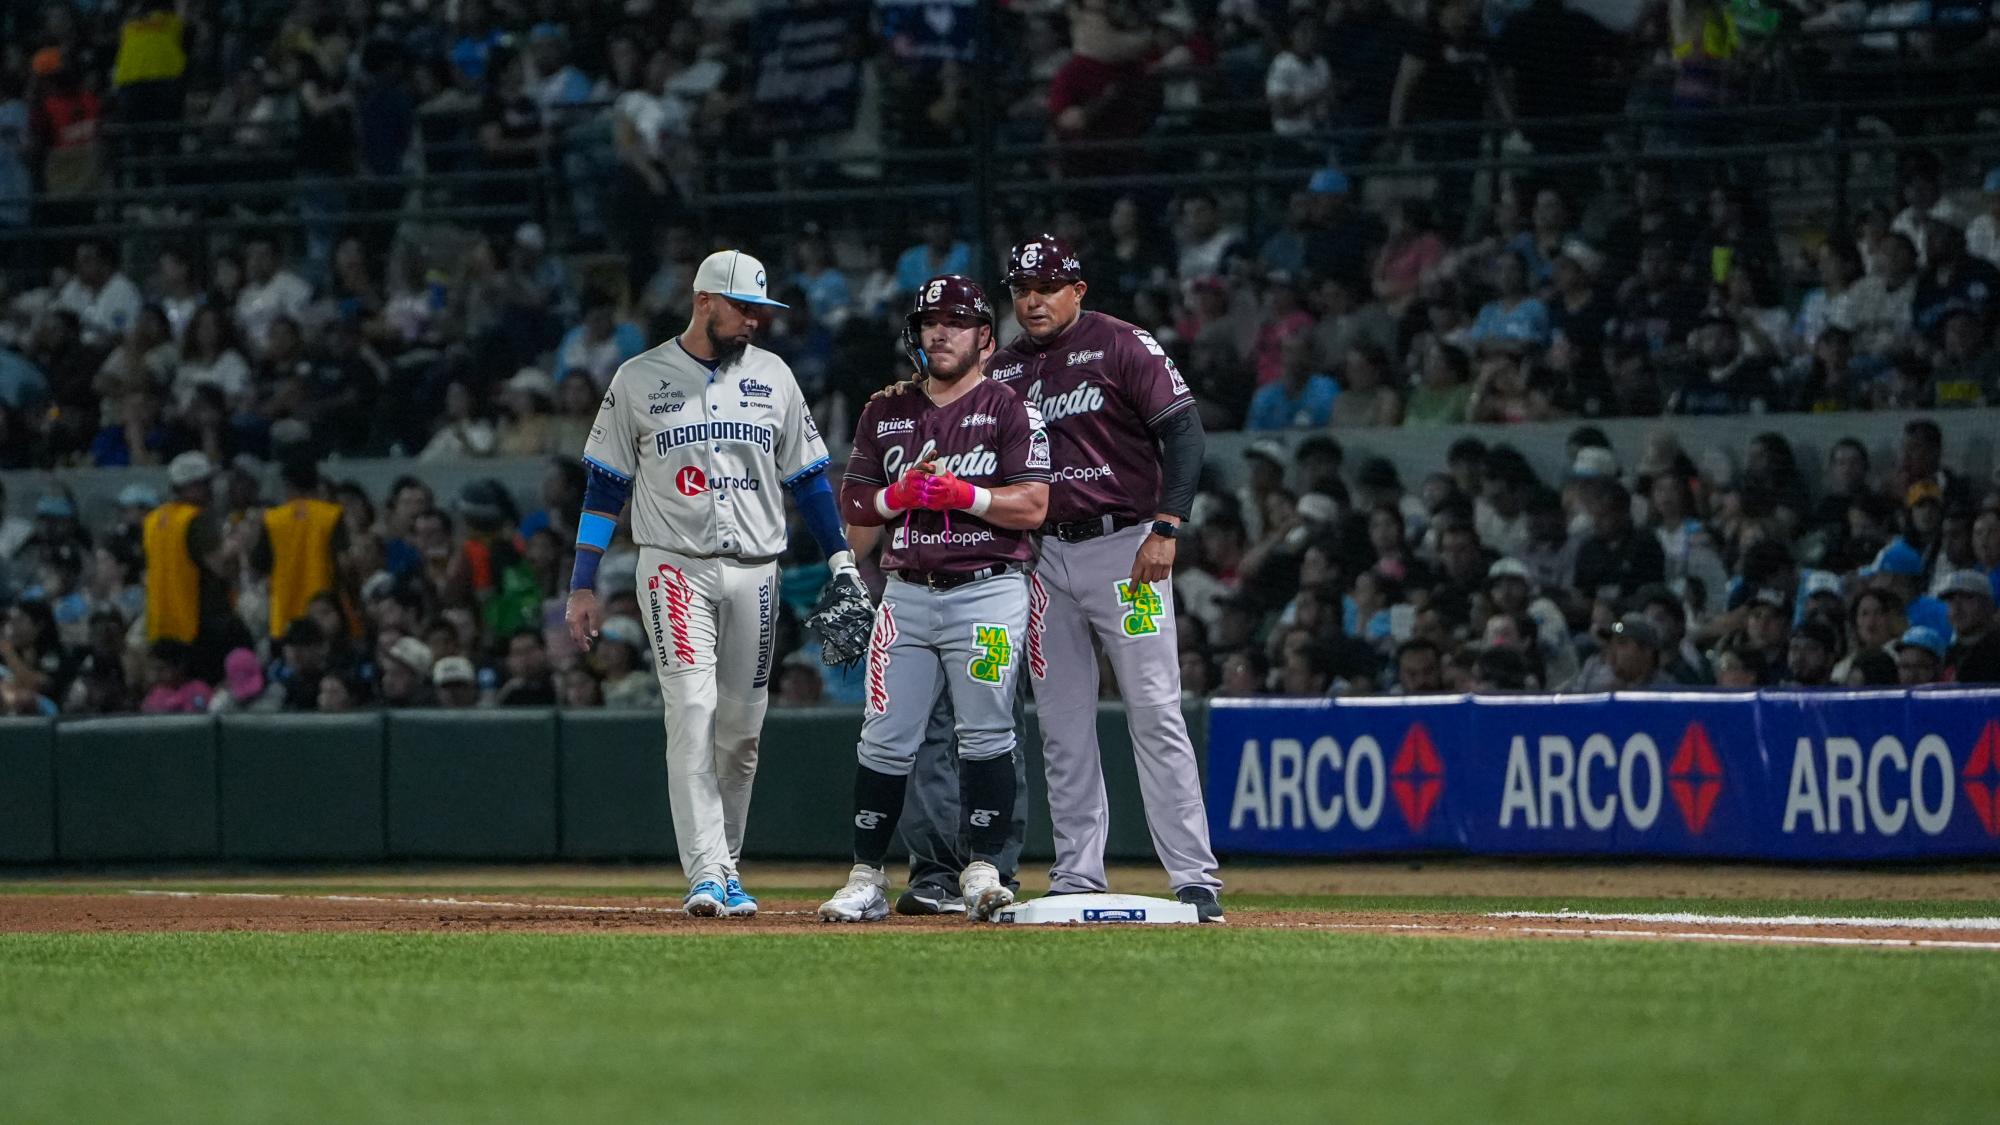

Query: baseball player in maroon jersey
[[989, 234, 1225, 922], [818, 274, 1052, 923]]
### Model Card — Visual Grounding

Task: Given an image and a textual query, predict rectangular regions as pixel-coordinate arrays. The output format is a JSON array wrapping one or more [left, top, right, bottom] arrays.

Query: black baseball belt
[[1040, 514, 1143, 544], [892, 563, 1027, 591]]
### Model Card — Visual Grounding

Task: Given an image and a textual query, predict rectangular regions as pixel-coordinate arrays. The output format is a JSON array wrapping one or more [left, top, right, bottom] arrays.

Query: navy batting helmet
[[1005, 234, 1083, 286]]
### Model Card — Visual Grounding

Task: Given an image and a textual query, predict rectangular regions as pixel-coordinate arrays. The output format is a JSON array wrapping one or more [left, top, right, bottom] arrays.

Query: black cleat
[[1175, 886, 1226, 923], [894, 882, 967, 916]]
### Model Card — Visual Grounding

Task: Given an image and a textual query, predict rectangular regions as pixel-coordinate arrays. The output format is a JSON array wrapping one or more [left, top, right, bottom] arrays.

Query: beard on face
[[706, 321, 750, 371]]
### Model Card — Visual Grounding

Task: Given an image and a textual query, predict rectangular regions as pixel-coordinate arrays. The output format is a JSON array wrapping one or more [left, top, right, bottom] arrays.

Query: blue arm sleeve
[[785, 467, 850, 561], [570, 462, 634, 592]]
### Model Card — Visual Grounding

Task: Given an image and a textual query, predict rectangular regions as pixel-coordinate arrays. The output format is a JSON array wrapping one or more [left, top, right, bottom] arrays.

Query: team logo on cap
[[755, 269, 766, 288]]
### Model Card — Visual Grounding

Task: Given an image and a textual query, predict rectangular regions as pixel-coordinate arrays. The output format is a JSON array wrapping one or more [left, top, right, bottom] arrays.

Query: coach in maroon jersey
[[987, 234, 1225, 921]]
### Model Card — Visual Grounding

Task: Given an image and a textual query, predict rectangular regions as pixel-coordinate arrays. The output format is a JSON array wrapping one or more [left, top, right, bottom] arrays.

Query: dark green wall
[[0, 704, 1203, 865]]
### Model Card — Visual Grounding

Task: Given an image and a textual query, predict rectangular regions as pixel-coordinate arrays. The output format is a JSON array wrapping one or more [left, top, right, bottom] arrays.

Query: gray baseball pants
[[1027, 523, 1221, 894]]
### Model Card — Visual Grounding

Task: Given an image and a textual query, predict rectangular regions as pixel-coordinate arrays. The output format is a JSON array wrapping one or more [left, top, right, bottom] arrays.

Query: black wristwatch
[[1150, 520, 1180, 540]]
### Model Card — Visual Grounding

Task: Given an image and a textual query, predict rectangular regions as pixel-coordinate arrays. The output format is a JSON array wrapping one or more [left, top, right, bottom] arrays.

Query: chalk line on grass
[[125, 890, 815, 917], [1488, 910, 2000, 931]]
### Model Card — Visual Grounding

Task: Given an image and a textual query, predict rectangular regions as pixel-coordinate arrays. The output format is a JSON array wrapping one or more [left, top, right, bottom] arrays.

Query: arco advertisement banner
[[1207, 689, 2000, 862]]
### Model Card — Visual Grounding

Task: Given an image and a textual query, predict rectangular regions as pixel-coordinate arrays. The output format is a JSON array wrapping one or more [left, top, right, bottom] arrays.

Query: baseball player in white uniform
[[565, 249, 859, 917]]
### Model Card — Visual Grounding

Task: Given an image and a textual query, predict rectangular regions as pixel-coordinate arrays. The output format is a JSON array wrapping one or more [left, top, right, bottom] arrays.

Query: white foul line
[[1516, 926, 2000, 951], [125, 890, 813, 917], [1488, 910, 2000, 931]]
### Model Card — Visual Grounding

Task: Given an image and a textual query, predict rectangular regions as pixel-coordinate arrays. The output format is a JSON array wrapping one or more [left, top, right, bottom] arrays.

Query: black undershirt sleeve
[[1153, 407, 1203, 522]]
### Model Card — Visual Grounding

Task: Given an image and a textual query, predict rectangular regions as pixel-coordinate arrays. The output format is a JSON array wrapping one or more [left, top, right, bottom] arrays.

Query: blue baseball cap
[[34, 495, 75, 518], [1307, 168, 1351, 195], [1896, 625, 1948, 660], [1861, 540, 1924, 578], [691, 250, 788, 309]]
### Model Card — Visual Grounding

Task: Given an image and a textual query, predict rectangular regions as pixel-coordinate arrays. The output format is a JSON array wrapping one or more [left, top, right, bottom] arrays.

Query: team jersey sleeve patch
[[1122, 327, 1197, 429], [582, 371, 641, 479], [999, 395, 1054, 483]]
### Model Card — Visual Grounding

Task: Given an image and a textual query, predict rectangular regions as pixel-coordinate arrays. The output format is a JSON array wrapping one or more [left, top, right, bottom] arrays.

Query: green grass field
[[5, 883, 2000, 1124]]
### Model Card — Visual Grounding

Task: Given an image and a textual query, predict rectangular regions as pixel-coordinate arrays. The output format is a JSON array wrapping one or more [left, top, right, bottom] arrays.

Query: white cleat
[[961, 861, 1014, 922], [818, 864, 891, 923]]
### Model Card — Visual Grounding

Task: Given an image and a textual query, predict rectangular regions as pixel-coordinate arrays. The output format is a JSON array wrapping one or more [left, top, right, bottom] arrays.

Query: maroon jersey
[[985, 310, 1194, 526], [845, 377, 1052, 575]]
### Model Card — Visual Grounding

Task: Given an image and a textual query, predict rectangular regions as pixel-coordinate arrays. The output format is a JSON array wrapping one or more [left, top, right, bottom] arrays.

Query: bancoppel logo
[[877, 417, 917, 437], [991, 362, 1025, 381], [1066, 349, 1104, 367], [1028, 378, 1106, 425], [1054, 464, 1114, 482], [739, 378, 773, 398], [969, 808, 998, 828], [855, 810, 885, 830], [904, 527, 997, 548], [961, 412, 997, 428]]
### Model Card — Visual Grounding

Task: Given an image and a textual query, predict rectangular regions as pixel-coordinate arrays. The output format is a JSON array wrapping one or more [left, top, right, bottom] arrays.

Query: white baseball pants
[[638, 546, 777, 889]]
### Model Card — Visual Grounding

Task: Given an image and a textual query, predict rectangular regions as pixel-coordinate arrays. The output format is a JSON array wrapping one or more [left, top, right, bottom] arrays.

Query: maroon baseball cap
[[905, 274, 994, 332], [1005, 234, 1083, 285]]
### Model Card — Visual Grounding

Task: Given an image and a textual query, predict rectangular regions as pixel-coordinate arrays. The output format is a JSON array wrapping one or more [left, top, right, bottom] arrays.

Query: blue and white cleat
[[722, 876, 758, 918], [684, 880, 726, 917]]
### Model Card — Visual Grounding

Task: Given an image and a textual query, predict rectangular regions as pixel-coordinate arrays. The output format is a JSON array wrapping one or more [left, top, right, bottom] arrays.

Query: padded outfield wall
[[0, 704, 1179, 865]]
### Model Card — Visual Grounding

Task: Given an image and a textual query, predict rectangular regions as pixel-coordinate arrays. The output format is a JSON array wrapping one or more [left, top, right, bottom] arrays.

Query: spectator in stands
[[96, 305, 177, 400], [420, 380, 497, 462], [1388, 0, 1507, 220], [55, 240, 143, 350], [554, 293, 644, 390], [1914, 217, 2000, 342], [139, 639, 210, 714], [257, 616, 328, 712], [496, 368, 562, 457], [1891, 153, 1954, 264], [1467, 251, 1550, 356], [1248, 274, 1315, 386], [169, 305, 249, 411], [495, 628, 556, 706], [1667, 314, 1777, 415], [1405, 341, 1473, 425], [1967, 169, 2000, 270], [1794, 239, 1864, 354], [431, 656, 480, 708], [1932, 311, 1997, 407], [377, 636, 436, 707], [234, 237, 313, 353], [317, 671, 367, 712], [1373, 200, 1447, 315], [1175, 192, 1244, 281], [1939, 570, 2000, 683], [27, 47, 105, 212], [1329, 343, 1402, 427], [1783, 620, 1839, 687], [1604, 614, 1673, 689], [595, 616, 657, 708], [1613, 237, 1703, 361], [1247, 333, 1337, 431], [895, 210, 974, 298], [1840, 232, 1918, 357], [1266, 15, 1332, 142], [89, 387, 176, 468], [208, 648, 264, 713], [1895, 625, 1946, 686], [1573, 479, 1665, 601]]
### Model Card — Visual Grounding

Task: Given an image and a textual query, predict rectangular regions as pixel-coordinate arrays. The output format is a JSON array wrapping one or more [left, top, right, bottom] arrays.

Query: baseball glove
[[807, 567, 875, 667]]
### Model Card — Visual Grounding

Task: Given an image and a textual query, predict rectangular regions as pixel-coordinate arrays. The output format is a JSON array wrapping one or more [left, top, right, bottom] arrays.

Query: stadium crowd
[[2, 0, 2000, 716]]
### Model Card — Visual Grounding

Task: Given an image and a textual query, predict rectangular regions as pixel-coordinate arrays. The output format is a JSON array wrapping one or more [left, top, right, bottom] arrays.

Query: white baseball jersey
[[583, 339, 829, 559]]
